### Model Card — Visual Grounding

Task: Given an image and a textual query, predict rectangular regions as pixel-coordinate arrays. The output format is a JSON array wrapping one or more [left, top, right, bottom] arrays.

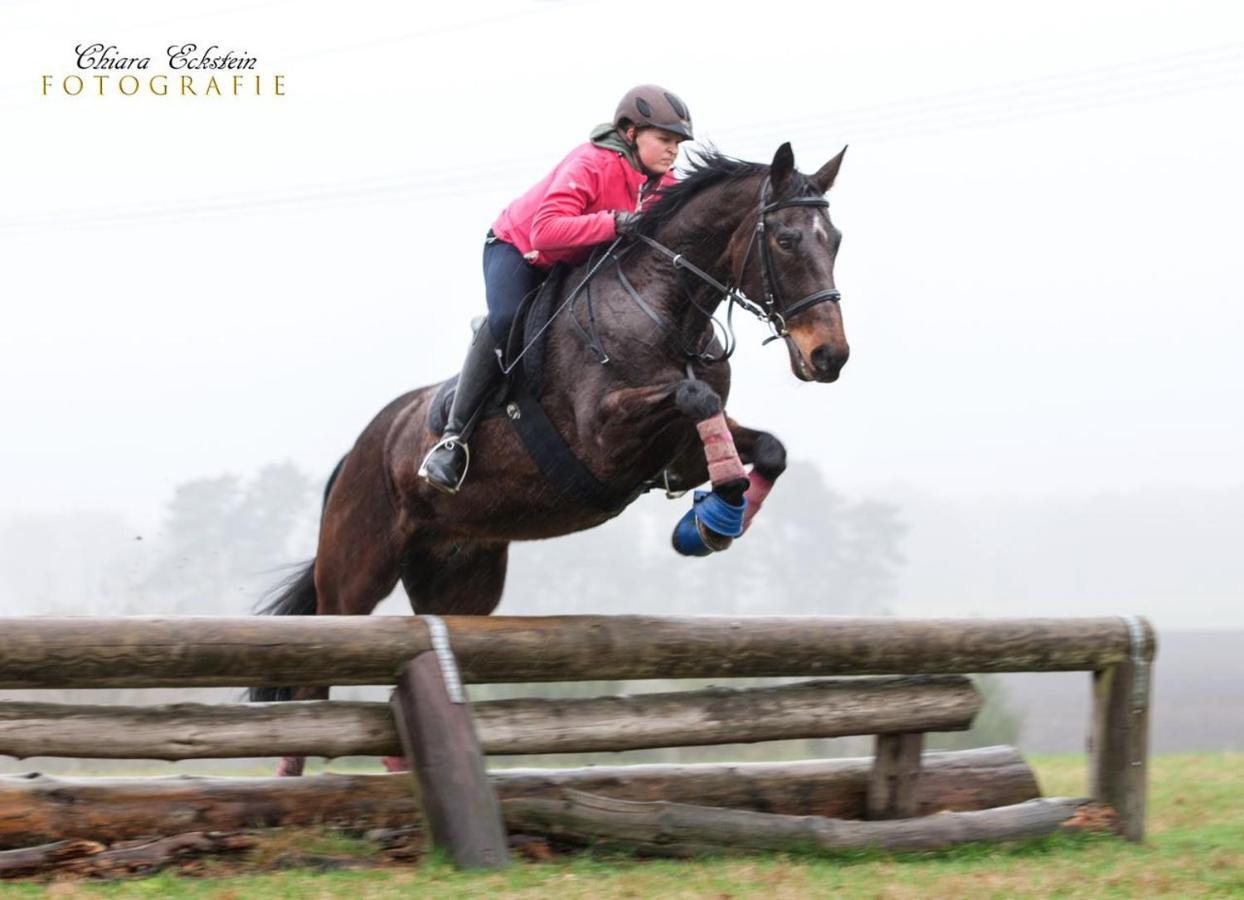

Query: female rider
[[419, 84, 693, 494]]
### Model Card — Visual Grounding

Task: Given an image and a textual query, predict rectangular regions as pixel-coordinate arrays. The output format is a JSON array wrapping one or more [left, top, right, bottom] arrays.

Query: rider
[[418, 84, 694, 494]]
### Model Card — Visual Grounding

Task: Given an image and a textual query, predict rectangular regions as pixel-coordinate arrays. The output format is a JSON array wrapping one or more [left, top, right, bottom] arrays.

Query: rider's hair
[[635, 146, 815, 238]]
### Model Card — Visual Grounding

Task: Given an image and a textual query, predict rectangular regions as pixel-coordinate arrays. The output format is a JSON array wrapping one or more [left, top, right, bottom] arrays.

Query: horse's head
[[729, 143, 849, 383]]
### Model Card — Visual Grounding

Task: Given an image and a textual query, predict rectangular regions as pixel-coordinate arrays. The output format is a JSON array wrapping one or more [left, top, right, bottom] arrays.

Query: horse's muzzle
[[786, 337, 848, 383]]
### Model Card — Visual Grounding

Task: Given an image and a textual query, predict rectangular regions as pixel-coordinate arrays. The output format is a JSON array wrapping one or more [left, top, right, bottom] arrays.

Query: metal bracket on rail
[[422, 614, 465, 703], [1120, 614, 1150, 713]]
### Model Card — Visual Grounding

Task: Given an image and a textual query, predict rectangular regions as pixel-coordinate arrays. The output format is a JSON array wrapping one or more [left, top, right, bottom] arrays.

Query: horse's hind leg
[[274, 461, 406, 776], [377, 538, 509, 772]]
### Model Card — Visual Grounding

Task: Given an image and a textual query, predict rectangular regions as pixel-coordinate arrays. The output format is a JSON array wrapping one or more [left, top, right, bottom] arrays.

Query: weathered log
[[502, 790, 1118, 856], [0, 747, 1038, 848], [0, 676, 980, 760], [476, 676, 979, 754], [0, 699, 394, 761], [490, 746, 1040, 818], [0, 839, 103, 878], [0, 615, 1149, 688], [0, 771, 417, 851], [64, 832, 257, 876], [0, 833, 255, 879]]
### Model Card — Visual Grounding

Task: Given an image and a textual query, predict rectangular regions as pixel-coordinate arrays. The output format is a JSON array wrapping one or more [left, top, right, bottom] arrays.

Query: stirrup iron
[[417, 433, 471, 495]]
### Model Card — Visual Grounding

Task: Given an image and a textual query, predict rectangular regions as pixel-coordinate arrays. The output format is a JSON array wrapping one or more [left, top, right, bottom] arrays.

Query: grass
[[2, 753, 1240, 898]]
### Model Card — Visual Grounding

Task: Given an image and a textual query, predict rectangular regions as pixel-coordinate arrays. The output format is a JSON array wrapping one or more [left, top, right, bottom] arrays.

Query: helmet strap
[[625, 126, 655, 178]]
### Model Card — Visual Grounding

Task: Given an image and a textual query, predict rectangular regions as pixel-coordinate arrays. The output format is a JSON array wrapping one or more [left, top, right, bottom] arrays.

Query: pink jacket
[[491, 143, 677, 270]]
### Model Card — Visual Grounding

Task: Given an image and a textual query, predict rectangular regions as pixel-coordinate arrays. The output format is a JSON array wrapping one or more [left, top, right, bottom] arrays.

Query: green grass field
[[3, 753, 1240, 898]]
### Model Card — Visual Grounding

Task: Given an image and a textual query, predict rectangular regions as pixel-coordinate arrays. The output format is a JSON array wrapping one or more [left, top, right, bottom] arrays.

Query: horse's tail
[[248, 561, 316, 704], [248, 454, 347, 703]]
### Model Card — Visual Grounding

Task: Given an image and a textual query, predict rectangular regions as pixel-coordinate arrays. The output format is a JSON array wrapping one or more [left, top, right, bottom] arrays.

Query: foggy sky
[[1, 2, 1242, 624]]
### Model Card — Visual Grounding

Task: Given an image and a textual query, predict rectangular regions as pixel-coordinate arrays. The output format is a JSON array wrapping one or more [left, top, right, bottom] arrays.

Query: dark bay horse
[[252, 142, 849, 775]]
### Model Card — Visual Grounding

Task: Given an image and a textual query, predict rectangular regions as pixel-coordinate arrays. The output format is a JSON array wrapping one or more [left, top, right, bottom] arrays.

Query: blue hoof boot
[[671, 490, 747, 557]]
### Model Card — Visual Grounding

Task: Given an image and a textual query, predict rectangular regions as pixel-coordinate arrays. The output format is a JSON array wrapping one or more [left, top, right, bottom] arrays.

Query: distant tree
[[143, 462, 315, 614], [660, 461, 908, 617], [504, 460, 908, 618], [229, 463, 314, 577]]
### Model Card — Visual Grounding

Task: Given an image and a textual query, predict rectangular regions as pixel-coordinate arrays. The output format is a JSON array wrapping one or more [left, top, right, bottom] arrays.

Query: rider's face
[[628, 127, 685, 175]]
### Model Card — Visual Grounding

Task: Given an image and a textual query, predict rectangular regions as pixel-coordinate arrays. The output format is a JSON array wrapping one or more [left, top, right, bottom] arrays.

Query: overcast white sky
[[1, 0, 1242, 532]]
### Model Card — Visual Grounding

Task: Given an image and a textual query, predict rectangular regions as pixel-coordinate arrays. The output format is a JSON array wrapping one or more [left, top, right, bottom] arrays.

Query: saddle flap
[[503, 263, 570, 394]]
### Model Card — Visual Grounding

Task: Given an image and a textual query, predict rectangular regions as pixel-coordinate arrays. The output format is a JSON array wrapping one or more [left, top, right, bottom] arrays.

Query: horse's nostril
[[810, 344, 837, 374]]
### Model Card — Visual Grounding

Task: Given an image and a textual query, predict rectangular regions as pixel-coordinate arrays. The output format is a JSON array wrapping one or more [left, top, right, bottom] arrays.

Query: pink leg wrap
[[696, 413, 746, 486], [382, 755, 410, 773], [275, 756, 305, 777], [741, 470, 774, 533]]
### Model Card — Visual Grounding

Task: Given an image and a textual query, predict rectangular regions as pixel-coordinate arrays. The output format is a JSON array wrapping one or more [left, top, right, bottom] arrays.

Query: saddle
[[426, 264, 642, 512]]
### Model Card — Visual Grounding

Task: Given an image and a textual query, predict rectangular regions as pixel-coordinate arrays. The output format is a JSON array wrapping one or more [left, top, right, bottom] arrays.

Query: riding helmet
[[614, 84, 694, 140]]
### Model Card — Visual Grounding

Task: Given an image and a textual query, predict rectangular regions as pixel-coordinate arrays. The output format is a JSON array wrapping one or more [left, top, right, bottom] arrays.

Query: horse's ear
[[769, 142, 795, 192], [809, 145, 848, 194]]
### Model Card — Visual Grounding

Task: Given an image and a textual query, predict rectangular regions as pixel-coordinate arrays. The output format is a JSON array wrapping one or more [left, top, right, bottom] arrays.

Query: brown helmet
[[614, 84, 693, 140]]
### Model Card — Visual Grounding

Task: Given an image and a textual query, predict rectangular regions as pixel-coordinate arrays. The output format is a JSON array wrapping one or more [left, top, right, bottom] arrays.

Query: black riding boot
[[418, 323, 502, 494]]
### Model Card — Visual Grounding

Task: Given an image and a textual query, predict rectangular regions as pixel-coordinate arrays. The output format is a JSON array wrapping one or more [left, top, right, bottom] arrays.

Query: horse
[[251, 141, 849, 776]]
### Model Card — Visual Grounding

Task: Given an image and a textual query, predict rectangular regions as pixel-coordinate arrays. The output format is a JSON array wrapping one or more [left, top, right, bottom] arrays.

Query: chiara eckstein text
[[41, 43, 285, 97]]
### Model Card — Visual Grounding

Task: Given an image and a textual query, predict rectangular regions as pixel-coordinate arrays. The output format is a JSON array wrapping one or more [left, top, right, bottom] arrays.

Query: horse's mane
[[637, 146, 813, 237]]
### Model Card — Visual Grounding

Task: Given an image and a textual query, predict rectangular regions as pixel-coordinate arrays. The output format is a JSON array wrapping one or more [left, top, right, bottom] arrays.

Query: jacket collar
[[589, 122, 646, 176]]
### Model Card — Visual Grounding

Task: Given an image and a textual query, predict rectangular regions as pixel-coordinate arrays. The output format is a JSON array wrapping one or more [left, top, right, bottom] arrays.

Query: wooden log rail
[[502, 790, 1118, 856], [0, 676, 978, 760], [0, 614, 1155, 842], [0, 747, 1039, 849], [0, 615, 1151, 688]]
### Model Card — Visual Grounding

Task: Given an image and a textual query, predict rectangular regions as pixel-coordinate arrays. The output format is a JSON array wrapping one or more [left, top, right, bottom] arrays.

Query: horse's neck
[[642, 177, 760, 332], [545, 175, 759, 389]]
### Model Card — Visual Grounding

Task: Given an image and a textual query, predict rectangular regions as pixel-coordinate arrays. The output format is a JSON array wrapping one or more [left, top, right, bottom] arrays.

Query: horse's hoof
[[672, 506, 714, 556], [381, 755, 410, 773], [275, 757, 305, 777], [671, 490, 746, 557]]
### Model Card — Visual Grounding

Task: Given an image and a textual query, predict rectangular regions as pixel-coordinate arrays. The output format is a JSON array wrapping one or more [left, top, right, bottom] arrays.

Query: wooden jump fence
[[0, 615, 1155, 871]]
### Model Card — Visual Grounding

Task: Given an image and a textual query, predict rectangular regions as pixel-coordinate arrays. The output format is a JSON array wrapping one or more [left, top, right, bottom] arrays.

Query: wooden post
[[866, 733, 925, 819], [390, 620, 508, 870], [1089, 615, 1155, 842], [1090, 665, 1152, 840]]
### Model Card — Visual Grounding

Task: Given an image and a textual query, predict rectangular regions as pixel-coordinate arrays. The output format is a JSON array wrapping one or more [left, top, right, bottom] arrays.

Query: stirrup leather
[[417, 433, 471, 494]]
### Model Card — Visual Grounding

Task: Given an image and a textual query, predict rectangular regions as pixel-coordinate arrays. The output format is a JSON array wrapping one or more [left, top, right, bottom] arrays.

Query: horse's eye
[[777, 235, 797, 251]]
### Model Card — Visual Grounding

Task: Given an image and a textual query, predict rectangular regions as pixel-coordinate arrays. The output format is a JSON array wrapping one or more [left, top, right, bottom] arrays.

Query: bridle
[[627, 179, 842, 362], [740, 181, 842, 339]]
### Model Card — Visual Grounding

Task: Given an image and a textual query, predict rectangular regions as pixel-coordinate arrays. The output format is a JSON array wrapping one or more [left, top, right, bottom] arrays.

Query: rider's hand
[[613, 210, 640, 238]]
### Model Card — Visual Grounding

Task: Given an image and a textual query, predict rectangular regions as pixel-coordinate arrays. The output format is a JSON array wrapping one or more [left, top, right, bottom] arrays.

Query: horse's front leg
[[662, 417, 788, 534], [668, 380, 751, 556], [726, 419, 787, 534]]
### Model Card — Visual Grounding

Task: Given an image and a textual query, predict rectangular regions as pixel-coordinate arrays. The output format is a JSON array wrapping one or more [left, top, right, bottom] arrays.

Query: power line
[[3, 43, 1240, 230], [719, 43, 1243, 148]]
